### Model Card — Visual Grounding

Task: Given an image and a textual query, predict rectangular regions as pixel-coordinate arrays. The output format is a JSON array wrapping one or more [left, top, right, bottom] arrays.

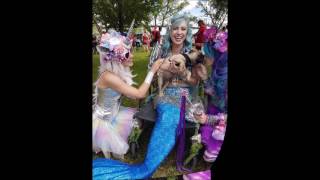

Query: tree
[[160, 0, 189, 27], [188, 14, 198, 24], [93, 0, 153, 33], [150, 0, 189, 28], [197, 0, 228, 29], [150, 0, 164, 27]]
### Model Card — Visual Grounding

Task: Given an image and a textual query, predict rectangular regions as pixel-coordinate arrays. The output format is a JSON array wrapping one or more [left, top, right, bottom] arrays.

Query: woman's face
[[170, 20, 188, 46], [122, 51, 134, 67]]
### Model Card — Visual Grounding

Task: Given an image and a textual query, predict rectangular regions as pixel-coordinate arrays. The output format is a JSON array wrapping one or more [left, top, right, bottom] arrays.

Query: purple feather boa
[[176, 94, 192, 172]]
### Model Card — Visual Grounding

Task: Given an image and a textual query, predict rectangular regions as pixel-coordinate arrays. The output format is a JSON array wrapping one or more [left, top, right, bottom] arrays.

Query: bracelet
[[144, 71, 154, 85], [207, 115, 218, 125], [207, 113, 227, 125]]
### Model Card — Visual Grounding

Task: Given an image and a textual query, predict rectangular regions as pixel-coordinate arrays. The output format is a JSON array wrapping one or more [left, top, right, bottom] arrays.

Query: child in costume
[[195, 26, 228, 162]]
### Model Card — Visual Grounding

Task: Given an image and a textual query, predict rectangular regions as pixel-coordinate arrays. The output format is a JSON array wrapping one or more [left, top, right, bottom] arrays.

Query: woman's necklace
[[172, 77, 179, 86]]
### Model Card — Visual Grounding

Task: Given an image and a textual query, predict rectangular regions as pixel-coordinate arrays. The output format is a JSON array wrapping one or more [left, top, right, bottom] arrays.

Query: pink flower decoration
[[204, 26, 218, 42]]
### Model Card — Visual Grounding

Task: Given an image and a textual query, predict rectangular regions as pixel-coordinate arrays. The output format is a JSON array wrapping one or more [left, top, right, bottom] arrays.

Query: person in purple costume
[[194, 26, 228, 163]]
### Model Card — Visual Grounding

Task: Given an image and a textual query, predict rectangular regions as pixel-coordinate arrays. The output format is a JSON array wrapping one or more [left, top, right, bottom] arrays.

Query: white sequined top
[[93, 88, 121, 121]]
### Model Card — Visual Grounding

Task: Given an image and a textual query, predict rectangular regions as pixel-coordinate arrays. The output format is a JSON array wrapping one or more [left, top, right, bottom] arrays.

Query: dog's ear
[[186, 49, 200, 62], [196, 53, 204, 64], [186, 49, 205, 64], [189, 48, 196, 54]]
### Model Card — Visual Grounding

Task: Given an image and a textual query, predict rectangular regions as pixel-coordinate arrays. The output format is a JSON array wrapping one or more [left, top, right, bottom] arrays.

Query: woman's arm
[[186, 68, 200, 86], [178, 66, 202, 86], [194, 113, 226, 126], [101, 59, 164, 99], [102, 73, 149, 99]]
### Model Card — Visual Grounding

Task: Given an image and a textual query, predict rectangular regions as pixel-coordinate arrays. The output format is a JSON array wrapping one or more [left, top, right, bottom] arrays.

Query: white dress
[[92, 87, 137, 156]]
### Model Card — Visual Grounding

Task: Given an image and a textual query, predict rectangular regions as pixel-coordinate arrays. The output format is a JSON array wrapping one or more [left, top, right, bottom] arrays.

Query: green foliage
[[184, 142, 203, 165], [128, 127, 143, 143], [197, 0, 228, 28], [150, 0, 189, 27], [93, 0, 153, 32]]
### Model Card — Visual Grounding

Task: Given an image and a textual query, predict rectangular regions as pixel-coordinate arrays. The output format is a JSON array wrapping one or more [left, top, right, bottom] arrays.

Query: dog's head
[[158, 49, 205, 80], [168, 48, 204, 71], [159, 54, 186, 73], [185, 48, 204, 65]]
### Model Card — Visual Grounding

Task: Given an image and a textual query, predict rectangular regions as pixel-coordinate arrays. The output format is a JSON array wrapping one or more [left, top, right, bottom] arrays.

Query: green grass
[[92, 47, 211, 178]]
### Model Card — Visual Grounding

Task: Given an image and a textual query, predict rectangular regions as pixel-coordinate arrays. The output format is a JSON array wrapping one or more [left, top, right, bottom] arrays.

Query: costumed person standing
[[92, 29, 163, 159], [93, 14, 205, 179], [182, 25, 228, 180], [151, 26, 162, 47], [195, 26, 228, 163], [142, 28, 150, 52], [194, 20, 207, 50]]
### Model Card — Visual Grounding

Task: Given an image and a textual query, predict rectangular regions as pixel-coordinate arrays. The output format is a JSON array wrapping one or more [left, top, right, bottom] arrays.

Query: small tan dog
[[156, 48, 206, 96]]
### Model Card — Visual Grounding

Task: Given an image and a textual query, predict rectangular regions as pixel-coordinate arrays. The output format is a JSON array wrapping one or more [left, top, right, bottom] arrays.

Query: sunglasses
[[125, 52, 130, 59], [125, 48, 133, 59]]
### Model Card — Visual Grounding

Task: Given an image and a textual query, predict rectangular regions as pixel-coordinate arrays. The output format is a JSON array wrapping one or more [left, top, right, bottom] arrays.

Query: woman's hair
[[97, 60, 135, 86], [92, 59, 135, 110], [161, 13, 193, 58], [198, 20, 205, 26], [203, 42, 215, 60]]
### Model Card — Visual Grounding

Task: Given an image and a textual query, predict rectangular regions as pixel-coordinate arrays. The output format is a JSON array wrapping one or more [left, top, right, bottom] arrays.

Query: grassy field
[[92, 47, 211, 178]]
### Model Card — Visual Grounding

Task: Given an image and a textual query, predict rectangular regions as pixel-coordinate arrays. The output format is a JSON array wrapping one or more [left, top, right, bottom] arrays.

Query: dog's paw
[[159, 91, 164, 97]]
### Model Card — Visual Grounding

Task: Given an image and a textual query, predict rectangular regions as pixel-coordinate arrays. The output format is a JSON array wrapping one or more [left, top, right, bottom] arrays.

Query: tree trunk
[[118, 0, 124, 33], [161, 17, 165, 27], [93, 17, 102, 35], [218, 12, 227, 30], [216, 11, 223, 29], [161, 11, 167, 27], [211, 14, 215, 26], [161, 0, 170, 28], [215, 8, 221, 22]]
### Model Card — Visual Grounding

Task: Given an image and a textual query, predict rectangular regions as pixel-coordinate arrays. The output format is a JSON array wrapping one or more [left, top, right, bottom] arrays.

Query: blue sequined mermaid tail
[[93, 102, 180, 180]]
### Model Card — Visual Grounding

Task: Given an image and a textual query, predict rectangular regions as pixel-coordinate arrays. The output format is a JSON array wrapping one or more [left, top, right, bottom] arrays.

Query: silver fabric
[[94, 88, 121, 121]]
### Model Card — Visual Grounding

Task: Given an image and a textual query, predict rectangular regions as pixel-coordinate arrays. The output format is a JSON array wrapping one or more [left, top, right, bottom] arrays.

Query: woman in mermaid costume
[[93, 14, 204, 179], [92, 29, 163, 159]]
